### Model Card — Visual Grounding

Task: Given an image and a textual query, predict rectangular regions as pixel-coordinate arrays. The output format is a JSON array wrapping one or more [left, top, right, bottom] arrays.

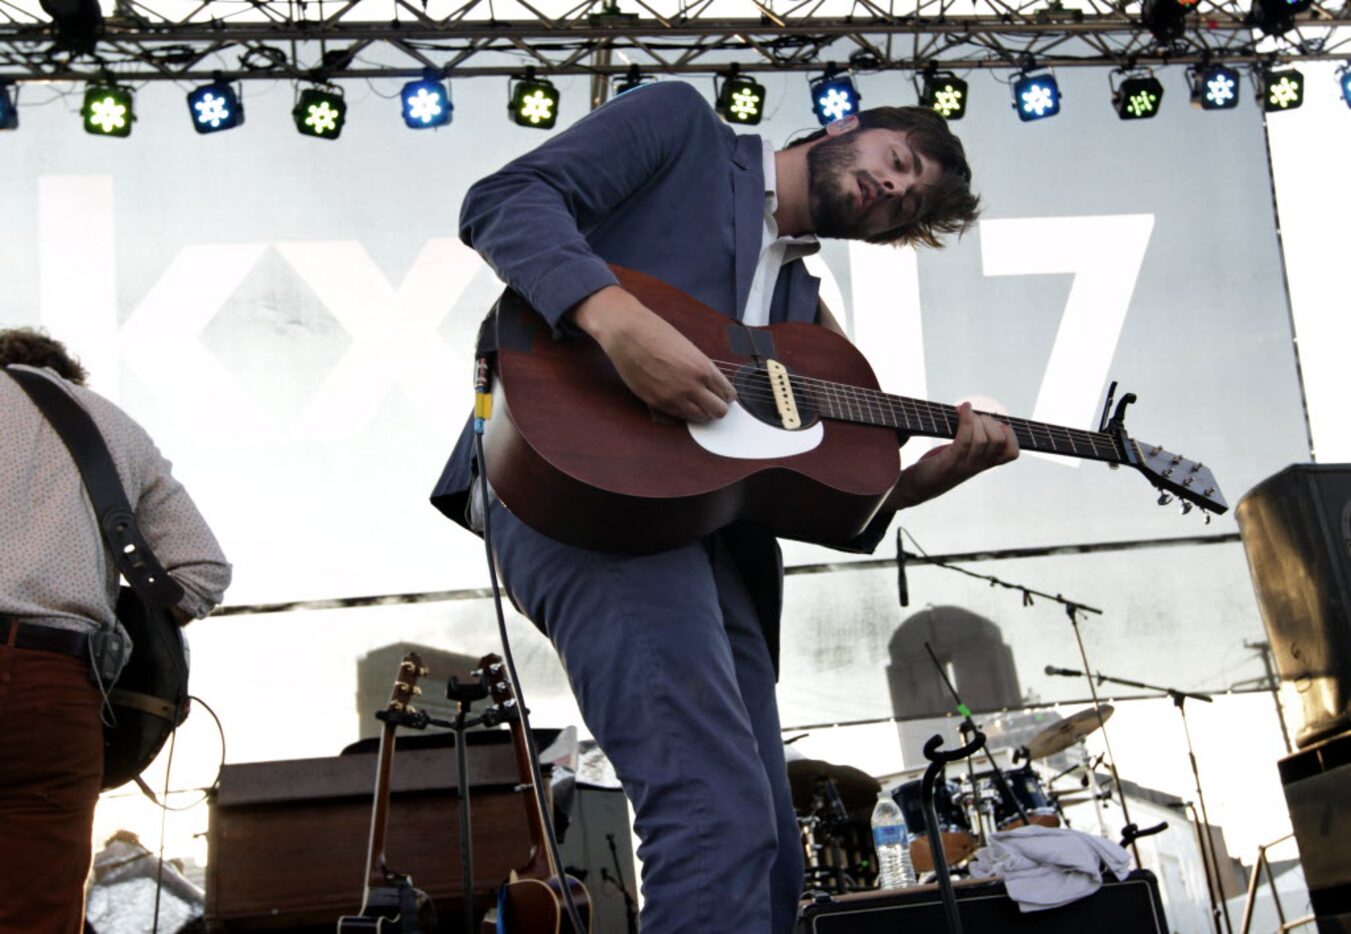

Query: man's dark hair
[[790, 106, 981, 249], [0, 328, 88, 384]]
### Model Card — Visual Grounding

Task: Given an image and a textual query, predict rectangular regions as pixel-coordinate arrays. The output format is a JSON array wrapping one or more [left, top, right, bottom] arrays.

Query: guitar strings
[[705, 359, 1125, 461]]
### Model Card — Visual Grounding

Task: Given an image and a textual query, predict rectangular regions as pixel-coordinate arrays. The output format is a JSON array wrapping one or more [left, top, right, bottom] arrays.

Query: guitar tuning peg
[[1157, 491, 1174, 506], [1179, 501, 1193, 515], [1204, 511, 1212, 526]]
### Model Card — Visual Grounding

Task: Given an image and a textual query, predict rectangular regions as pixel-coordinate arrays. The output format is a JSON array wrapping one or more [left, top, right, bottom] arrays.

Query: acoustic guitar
[[481, 265, 1227, 555], [337, 652, 437, 933], [479, 653, 592, 934]]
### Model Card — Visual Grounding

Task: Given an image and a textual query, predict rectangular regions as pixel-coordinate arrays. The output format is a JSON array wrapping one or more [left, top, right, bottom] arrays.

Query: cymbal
[[787, 759, 881, 815], [1026, 705, 1114, 759]]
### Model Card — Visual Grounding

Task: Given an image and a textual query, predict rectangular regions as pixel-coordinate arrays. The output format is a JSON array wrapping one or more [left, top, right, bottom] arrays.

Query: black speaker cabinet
[[797, 871, 1168, 933], [1237, 463, 1351, 748], [1279, 731, 1351, 934]]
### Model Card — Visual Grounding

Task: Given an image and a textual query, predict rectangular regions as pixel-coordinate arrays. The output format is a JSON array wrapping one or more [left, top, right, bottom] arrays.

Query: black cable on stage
[[472, 364, 588, 934]]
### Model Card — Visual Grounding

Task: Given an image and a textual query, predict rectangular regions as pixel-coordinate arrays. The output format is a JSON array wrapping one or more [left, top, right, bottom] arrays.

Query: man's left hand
[[887, 402, 1019, 510]]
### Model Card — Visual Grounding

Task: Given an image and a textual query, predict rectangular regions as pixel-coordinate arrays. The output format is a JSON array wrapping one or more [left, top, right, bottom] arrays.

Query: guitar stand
[[921, 731, 987, 934]]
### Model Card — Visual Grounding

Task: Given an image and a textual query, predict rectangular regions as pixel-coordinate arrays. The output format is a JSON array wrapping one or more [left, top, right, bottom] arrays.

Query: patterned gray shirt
[[1, 365, 231, 634]]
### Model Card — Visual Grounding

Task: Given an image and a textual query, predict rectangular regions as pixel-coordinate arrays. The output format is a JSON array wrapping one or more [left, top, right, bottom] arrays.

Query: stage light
[[1190, 64, 1241, 110], [921, 72, 968, 120], [1250, 0, 1313, 35], [613, 65, 655, 97], [1012, 71, 1061, 122], [1339, 66, 1351, 109], [809, 69, 860, 125], [1113, 72, 1164, 120], [82, 83, 133, 137], [186, 82, 243, 134], [400, 77, 451, 129], [715, 74, 765, 125], [293, 86, 346, 140], [509, 72, 560, 129], [1262, 68, 1304, 112], [0, 84, 16, 131], [1142, 0, 1195, 43], [38, 0, 102, 54]]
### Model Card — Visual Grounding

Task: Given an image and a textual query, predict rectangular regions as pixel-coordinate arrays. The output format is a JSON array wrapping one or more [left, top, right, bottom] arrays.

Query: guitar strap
[[5, 367, 185, 609]]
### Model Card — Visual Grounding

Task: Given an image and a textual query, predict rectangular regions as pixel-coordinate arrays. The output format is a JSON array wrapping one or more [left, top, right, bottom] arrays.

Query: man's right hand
[[570, 285, 737, 423]]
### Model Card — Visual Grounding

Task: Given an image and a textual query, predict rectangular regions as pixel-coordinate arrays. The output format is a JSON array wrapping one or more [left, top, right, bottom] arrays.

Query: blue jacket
[[430, 81, 864, 667]]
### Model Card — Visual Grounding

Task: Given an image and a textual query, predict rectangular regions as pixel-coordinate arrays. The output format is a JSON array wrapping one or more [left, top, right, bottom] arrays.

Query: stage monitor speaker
[[1236, 463, 1351, 748], [1279, 731, 1351, 934], [797, 871, 1168, 933]]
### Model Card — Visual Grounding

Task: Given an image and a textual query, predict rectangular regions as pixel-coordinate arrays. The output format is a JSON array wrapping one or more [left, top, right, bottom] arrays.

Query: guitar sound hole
[[733, 365, 819, 429]]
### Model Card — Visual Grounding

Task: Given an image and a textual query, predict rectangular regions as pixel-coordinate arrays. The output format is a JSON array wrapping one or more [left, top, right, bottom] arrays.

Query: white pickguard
[[686, 400, 824, 460]]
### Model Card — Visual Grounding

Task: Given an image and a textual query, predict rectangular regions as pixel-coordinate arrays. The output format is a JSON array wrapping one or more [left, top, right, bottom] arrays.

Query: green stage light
[[293, 86, 346, 139], [921, 72, 968, 120], [509, 73, 560, 129], [716, 74, 766, 125], [1114, 73, 1164, 120], [1262, 69, 1304, 112], [82, 83, 133, 137]]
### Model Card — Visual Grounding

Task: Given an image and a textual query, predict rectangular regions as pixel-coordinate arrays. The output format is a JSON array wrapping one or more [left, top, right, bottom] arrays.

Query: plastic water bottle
[[871, 790, 916, 888]]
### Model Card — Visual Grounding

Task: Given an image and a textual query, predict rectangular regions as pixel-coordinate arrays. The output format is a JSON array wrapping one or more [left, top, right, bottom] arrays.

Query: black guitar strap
[[5, 366, 184, 608]]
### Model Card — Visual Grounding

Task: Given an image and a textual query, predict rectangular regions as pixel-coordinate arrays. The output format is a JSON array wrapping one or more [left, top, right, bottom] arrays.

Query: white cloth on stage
[[967, 825, 1133, 912]]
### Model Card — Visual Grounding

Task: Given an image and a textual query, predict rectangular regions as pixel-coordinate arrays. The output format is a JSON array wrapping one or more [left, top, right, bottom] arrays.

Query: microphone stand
[[1049, 664, 1233, 934], [1060, 603, 1144, 867]]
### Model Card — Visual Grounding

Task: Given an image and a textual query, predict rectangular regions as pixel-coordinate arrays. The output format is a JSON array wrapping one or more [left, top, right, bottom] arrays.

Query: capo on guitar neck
[[1097, 380, 1139, 468]]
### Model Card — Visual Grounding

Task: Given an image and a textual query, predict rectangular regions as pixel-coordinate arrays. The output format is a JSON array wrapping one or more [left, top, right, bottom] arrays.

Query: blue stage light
[[809, 71, 860, 126], [1192, 64, 1241, 110], [1013, 72, 1061, 122], [401, 78, 452, 129], [0, 84, 16, 131], [1340, 67, 1351, 109], [186, 82, 243, 134]]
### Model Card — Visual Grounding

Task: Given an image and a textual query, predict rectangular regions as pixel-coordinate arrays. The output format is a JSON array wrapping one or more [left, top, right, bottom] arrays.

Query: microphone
[[897, 527, 909, 608], [1045, 665, 1083, 677]]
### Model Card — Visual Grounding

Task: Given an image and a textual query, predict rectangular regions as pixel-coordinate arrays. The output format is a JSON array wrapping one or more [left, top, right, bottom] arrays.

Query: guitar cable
[[472, 358, 589, 934]]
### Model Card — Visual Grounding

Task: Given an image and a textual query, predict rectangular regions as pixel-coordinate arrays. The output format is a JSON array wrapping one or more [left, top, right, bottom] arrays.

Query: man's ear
[[825, 115, 860, 138]]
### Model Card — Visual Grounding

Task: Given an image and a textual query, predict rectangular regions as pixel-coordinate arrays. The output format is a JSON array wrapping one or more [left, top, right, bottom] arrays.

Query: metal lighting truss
[[0, 0, 1346, 85]]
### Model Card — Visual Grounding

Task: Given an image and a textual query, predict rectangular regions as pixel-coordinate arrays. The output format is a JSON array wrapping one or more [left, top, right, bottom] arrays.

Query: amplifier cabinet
[[1279, 730, 1351, 933], [205, 744, 532, 931], [797, 871, 1168, 934]]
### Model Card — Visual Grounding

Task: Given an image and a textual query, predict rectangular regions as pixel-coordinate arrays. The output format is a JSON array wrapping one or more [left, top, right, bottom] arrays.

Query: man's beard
[[806, 132, 868, 239]]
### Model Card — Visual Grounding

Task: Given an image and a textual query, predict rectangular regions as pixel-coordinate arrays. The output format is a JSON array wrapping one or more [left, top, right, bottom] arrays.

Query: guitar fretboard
[[799, 378, 1130, 464]]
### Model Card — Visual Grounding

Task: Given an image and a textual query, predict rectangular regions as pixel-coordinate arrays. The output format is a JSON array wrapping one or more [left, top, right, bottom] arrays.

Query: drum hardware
[[922, 643, 1033, 829], [791, 761, 877, 895], [1024, 704, 1116, 759]]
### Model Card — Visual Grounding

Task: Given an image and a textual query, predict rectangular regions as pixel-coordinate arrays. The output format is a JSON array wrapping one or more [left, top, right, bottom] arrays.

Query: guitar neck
[[808, 381, 1131, 465], [363, 723, 397, 891]]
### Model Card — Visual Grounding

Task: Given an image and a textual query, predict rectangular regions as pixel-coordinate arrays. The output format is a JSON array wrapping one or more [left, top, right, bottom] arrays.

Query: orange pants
[[0, 632, 103, 934]]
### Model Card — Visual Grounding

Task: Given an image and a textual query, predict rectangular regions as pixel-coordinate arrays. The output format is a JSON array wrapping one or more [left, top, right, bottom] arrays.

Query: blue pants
[[489, 499, 803, 933]]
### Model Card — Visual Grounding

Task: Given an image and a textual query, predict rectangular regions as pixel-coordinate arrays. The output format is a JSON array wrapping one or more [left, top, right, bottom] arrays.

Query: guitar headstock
[[477, 653, 515, 708], [1131, 440, 1228, 515], [388, 652, 428, 714]]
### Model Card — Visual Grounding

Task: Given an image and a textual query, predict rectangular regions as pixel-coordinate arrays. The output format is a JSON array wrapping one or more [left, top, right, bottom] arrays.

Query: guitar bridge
[[765, 359, 801, 430]]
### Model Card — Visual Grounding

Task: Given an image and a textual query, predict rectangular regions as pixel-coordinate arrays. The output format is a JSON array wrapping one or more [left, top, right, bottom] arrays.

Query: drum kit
[[791, 705, 1118, 892]]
